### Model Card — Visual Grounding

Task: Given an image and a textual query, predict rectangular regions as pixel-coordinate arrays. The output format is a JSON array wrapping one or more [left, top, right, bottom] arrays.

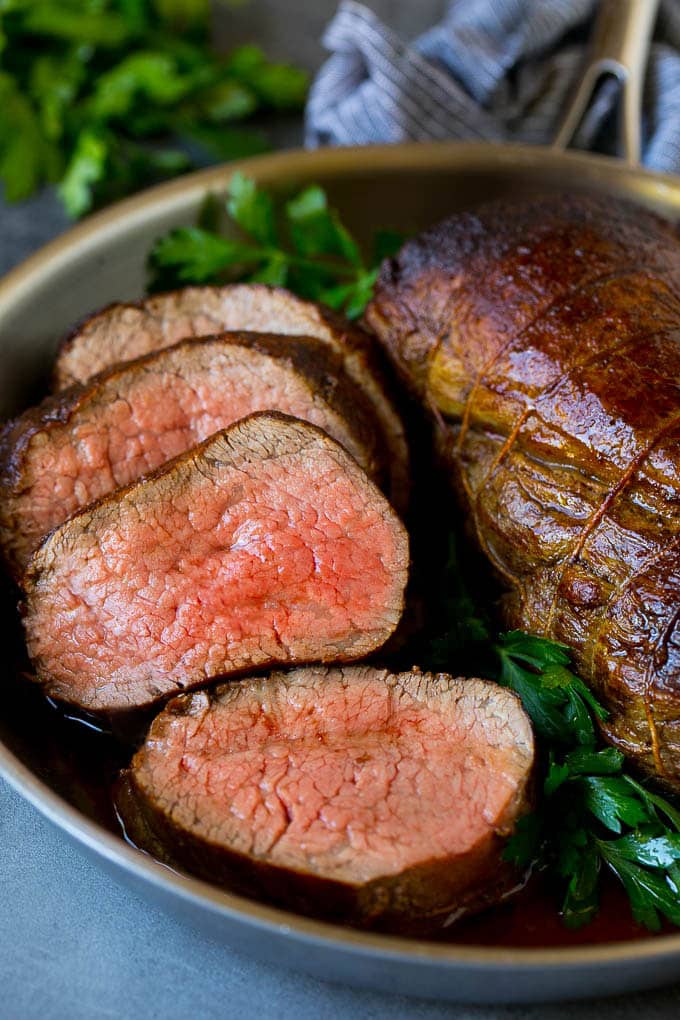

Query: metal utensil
[[554, 0, 660, 163]]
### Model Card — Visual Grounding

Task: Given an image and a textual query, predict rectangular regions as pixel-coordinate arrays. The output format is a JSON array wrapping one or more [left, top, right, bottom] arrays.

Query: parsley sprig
[[149, 173, 402, 318], [0, 1, 308, 216], [496, 632, 606, 748], [499, 633, 680, 931], [426, 533, 680, 931]]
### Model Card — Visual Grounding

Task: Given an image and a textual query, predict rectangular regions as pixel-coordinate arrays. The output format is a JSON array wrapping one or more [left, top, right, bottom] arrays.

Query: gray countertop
[[3, 776, 680, 1018], [2, 2, 680, 1016]]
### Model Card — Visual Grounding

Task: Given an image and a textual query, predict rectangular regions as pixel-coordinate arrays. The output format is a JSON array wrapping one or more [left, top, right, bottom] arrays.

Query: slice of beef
[[23, 413, 409, 714], [0, 332, 383, 578], [118, 665, 534, 929], [52, 284, 409, 509]]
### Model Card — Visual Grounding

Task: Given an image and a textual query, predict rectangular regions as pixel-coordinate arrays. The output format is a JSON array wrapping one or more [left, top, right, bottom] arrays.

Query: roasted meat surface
[[366, 194, 680, 784]]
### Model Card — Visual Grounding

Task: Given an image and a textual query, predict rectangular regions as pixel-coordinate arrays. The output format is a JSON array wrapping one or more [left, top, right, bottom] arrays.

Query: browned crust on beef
[[366, 192, 680, 786], [0, 388, 79, 498], [0, 331, 387, 579], [364, 193, 680, 403], [117, 667, 534, 930], [52, 284, 409, 510]]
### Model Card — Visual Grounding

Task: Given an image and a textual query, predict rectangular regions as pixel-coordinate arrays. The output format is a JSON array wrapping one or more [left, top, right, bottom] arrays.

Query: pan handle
[[552, 0, 660, 166]]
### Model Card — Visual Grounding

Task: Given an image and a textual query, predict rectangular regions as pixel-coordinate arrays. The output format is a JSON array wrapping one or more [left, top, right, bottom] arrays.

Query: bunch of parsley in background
[[0, 0, 308, 217], [149, 172, 403, 318]]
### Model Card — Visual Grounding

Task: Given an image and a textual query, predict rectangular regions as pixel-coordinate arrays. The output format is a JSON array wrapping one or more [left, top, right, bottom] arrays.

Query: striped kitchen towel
[[305, 0, 680, 172]]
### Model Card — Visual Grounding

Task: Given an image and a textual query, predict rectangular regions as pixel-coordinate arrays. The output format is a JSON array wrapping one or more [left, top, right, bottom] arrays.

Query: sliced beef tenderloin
[[23, 413, 409, 714], [118, 666, 534, 929], [53, 284, 409, 509], [0, 332, 383, 578]]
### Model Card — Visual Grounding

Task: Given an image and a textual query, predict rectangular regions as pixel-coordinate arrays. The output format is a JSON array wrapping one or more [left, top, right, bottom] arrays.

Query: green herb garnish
[[148, 173, 404, 318], [421, 528, 680, 931], [0, 2, 308, 216], [496, 632, 607, 748], [499, 631, 680, 931]]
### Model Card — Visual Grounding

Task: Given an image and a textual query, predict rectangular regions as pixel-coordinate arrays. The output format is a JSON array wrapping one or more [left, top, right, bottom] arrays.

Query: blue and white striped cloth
[[305, 0, 680, 172]]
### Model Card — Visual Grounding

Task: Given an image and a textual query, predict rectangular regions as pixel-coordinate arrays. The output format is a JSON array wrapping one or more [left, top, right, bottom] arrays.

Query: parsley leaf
[[624, 776, 680, 832], [227, 171, 277, 247], [581, 776, 651, 834], [496, 633, 602, 746], [497, 630, 680, 930], [561, 746, 625, 777], [599, 848, 680, 930], [22, 6, 130, 47], [497, 647, 570, 744], [148, 174, 398, 318], [503, 813, 543, 868], [561, 835, 601, 929], [497, 631, 571, 669], [0, 1, 309, 215], [223, 44, 308, 110], [58, 129, 110, 218], [286, 185, 361, 266], [87, 52, 192, 120], [607, 833, 680, 870], [0, 71, 60, 202], [150, 227, 265, 283]]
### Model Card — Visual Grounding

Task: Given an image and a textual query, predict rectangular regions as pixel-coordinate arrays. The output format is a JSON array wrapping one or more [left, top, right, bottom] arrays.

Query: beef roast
[[365, 193, 680, 785], [118, 666, 534, 928], [0, 332, 383, 577], [23, 413, 408, 714], [53, 284, 409, 508]]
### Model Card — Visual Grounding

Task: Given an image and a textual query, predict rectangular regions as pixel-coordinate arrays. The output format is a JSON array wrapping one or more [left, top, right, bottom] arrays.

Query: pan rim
[[2, 140, 680, 973], [2, 140, 680, 320], [4, 735, 680, 969]]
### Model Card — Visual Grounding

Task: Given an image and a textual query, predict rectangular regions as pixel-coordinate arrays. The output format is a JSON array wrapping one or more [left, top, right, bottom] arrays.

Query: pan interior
[[1, 143, 680, 981]]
